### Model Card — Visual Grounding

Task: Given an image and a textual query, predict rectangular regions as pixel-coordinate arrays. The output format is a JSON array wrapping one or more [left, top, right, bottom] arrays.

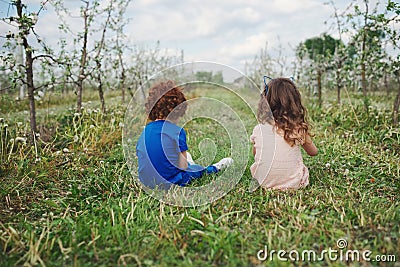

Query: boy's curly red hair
[[145, 80, 187, 121]]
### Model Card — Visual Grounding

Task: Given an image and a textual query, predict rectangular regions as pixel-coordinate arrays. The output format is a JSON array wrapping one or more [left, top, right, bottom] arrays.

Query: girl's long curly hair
[[145, 80, 187, 121], [257, 78, 310, 146]]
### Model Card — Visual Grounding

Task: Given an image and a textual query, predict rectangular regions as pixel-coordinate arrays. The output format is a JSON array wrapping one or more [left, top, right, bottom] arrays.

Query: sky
[[126, 0, 351, 72], [0, 0, 390, 80]]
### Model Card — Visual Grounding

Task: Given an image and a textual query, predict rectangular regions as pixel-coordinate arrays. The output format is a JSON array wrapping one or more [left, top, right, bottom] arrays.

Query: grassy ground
[[0, 86, 399, 266]]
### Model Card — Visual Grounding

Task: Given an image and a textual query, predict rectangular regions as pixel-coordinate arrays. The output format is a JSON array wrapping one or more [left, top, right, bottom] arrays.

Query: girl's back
[[250, 123, 309, 190]]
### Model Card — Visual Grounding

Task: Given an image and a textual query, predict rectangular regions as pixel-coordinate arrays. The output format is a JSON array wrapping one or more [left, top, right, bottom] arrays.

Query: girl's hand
[[250, 134, 256, 156], [302, 135, 318, 156]]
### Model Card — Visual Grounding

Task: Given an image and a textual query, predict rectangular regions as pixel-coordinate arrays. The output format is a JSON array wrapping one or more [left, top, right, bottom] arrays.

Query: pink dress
[[250, 123, 309, 190]]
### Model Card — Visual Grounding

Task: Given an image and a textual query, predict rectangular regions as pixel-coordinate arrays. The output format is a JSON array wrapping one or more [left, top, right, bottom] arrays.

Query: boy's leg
[[205, 165, 218, 174], [176, 163, 216, 186], [183, 158, 234, 184], [174, 158, 233, 186]]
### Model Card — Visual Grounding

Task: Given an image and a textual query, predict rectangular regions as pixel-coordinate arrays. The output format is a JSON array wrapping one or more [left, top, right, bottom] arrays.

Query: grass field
[[0, 85, 399, 266]]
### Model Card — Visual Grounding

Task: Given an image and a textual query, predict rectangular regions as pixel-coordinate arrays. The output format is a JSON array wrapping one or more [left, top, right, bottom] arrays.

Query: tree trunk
[[117, 36, 126, 103], [337, 75, 341, 105], [296, 58, 302, 84], [16, 0, 36, 133], [18, 44, 25, 100], [99, 84, 106, 113], [26, 48, 37, 133], [384, 72, 389, 96], [317, 70, 322, 108], [62, 77, 66, 94], [96, 60, 106, 113], [336, 61, 342, 105], [393, 74, 400, 125], [94, 2, 112, 113], [118, 52, 126, 103], [120, 68, 126, 103], [77, 1, 89, 113], [361, 0, 369, 110], [361, 59, 367, 97]]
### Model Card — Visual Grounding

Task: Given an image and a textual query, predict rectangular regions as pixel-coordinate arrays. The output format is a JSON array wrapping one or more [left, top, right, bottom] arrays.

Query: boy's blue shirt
[[136, 120, 188, 188]]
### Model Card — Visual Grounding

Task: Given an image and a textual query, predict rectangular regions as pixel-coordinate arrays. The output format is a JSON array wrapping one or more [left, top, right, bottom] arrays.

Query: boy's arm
[[178, 150, 188, 170], [302, 134, 318, 156], [178, 128, 189, 170]]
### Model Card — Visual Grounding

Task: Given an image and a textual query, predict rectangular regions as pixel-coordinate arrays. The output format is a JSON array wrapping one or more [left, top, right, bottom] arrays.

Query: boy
[[136, 80, 233, 189]]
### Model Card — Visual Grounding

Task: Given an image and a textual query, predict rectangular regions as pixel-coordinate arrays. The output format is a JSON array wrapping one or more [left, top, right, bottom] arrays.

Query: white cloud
[[122, 0, 337, 71], [269, 0, 321, 14], [219, 33, 268, 60], [230, 7, 262, 24]]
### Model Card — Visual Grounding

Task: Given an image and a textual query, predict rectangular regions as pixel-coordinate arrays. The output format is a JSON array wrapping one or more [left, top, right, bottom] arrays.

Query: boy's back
[[136, 120, 188, 188]]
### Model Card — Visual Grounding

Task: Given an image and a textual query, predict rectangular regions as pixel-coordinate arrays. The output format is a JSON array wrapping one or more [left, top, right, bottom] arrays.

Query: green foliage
[[195, 71, 213, 82], [0, 94, 28, 113], [212, 71, 224, 84], [387, 0, 400, 15], [195, 71, 224, 84], [304, 33, 342, 60]]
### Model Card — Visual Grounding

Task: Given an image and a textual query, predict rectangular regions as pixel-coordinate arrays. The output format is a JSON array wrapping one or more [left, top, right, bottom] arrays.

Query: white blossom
[[325, 163, 331, 168], [15, 137, 27, 145], [31, 13, 38, 24]]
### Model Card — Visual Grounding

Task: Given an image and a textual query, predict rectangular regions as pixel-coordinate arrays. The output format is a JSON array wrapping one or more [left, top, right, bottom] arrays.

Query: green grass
[[0, 86, 399, 266]]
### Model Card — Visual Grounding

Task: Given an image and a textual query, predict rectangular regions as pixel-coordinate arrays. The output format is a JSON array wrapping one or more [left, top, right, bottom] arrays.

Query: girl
[[136, 80, 233, 189], [250, 77, 318, 190]]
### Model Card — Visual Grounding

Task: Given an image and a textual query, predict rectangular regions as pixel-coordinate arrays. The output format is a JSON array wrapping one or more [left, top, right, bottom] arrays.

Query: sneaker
[[212, 157, 233, 171]]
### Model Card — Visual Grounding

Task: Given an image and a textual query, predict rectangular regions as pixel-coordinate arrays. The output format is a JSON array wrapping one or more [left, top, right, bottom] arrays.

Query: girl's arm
[[178, 150, 189, 170], [302, 134, 318, 156], [250, 131, 257, 156]]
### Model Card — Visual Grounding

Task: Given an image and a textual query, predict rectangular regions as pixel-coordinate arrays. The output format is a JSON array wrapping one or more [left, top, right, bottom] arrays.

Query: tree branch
[[0, 85, 13, 92], [32, 54, 64, 65]]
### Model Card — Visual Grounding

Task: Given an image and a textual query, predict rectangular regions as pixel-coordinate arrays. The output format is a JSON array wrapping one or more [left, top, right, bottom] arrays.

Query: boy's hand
[[178, 151, 189, 170]]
